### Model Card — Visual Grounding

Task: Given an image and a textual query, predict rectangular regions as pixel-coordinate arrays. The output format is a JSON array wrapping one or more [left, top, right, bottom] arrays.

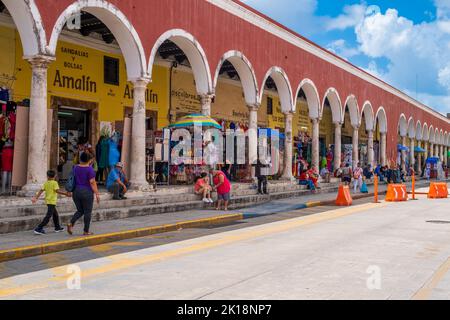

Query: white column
[[430, 143, 434, 157], [129, 78, 151, 190], [381, 132, 387, 166], [436, 144, 439, 159], [200, 94, 214, 117], [352, 126, 359, 169], [439, 145, 444, 162], [282, 112, 294, 180], [334, 122, 342, 171], [248, 104, 259, 178], [424, 142, 429, 160], [401, 135, 407, 171], [22, 55, 55, 194], [445, 146, 448, 166], [410, 138, 415, 171], [368, 130, 374, 168], [417, 141, 422, 175], [311, 118, 320, 170]]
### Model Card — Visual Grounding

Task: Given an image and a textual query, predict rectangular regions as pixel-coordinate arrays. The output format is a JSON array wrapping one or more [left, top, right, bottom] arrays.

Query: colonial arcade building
[[0, 0, 449, 194]]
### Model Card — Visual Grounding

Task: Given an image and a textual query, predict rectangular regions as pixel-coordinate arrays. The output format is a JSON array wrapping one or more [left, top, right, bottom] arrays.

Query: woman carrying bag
[[67, 152, 100, 236]]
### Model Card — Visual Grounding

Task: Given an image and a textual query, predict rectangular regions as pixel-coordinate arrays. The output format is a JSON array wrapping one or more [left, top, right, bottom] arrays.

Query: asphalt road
[[0, 193, 449, 300]]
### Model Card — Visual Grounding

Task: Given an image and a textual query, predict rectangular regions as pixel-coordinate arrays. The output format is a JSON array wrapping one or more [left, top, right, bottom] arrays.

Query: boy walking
[[32, 170, 71, 235]]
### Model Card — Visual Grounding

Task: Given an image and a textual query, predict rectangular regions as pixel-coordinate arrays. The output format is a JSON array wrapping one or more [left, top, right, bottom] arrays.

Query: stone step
[[0, 182, 313, 219], [0, 185, 338, 234]]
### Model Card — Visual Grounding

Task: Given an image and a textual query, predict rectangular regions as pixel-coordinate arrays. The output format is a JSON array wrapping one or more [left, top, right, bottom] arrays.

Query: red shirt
[[213, 171, 231, 195], [2, 147, 14, 172]]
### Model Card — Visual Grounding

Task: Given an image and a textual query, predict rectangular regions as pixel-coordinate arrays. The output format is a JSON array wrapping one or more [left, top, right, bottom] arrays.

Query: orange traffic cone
[[336, 185, 352, 206]]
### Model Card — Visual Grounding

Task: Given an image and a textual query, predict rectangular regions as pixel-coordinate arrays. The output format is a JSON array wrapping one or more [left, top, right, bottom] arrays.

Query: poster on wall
[[343, 144, 353, 166]]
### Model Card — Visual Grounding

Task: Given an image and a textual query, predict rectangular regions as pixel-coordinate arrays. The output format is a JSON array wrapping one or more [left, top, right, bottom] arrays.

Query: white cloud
[[326, 39, 360, 59], [353, 5, 450, 113], [325, 4, 367, 31]]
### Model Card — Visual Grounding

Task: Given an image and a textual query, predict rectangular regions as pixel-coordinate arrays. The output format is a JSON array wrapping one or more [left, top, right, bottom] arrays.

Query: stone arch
[[259, 67, 293, 114], [48, 0, 147, 80], [439, 129, 444, 145], [435, 128, 440, 144], [343, 95, 360, 128], [398, 114, 408, 137], [429, 126, 435, 143], [407, 117, 416, 138], [415, 121, 423, 140], [422, 123, 429, 141], [2, 0, 47, 56], [360, 101, 375, 131], [149, 29, 212, 95], [444, 132, 448, 146], [213, 51, 258, 106], [294, 79, 320, 119], [321, 88, 342, 124], [375, 107, 388, 133]]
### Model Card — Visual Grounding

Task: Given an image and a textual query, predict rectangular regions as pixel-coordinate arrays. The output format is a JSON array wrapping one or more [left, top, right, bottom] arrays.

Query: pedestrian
[[254, 157, 270, 195], [299, 166, 316, 191], [106, 162, 130, 200], [353, 162, 363, 193], [210, 168, 231, 211], [67, 152, 100, 236], [32, 170, 71, 235], [194, 172, 213, 203], [341, 163, 353, 186]]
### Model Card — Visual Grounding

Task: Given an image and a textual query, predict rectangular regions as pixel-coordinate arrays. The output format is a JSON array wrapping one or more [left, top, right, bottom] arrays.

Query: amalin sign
[[53, 70, 97, 93]]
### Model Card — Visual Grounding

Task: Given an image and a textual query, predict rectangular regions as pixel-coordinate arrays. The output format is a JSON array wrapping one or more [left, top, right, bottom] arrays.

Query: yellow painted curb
[[0, 213, 244, 263]]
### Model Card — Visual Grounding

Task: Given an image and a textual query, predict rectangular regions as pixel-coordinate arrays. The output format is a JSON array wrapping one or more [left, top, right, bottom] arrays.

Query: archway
[[212, 51, 260, 182], [375, 107, 388, 165], [49, 0, 147, 80], [293, 79, 321, 173], [1, 0, 46, 56], [342, 95, 359, 167], [321, 88, 342, 173], [258, 67, 293, 179], [149, 29, 212, 97], [46, 0, 152, 188], [359, 101, 375, 167]]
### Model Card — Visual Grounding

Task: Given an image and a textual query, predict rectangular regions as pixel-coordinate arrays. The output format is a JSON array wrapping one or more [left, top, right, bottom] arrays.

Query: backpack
[[65, 166, 77, 192]]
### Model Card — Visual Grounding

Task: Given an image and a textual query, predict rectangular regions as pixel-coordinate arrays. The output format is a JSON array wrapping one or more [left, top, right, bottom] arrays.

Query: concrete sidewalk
[[0, 178, 442, 263]]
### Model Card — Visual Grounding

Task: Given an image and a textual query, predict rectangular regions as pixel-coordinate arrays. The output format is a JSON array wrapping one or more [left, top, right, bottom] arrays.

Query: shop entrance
[[58, 107, 90, 180], [50, 96, 98, 181]]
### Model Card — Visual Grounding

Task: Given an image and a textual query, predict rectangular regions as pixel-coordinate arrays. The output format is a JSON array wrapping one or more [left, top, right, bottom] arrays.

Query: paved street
[[0, 191, 449, 300]]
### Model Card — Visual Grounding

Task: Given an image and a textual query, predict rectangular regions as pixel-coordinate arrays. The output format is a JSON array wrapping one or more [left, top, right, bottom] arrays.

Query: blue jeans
[[299, 180, 316, 191]]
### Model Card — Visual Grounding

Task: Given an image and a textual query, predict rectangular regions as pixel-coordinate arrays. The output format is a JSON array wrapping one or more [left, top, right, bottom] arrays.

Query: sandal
[[83, 232, 94, 236], [67, 224, 73, 235]]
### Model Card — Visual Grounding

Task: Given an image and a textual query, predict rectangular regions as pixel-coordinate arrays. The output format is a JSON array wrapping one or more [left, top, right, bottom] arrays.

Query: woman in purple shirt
[[67, 152, 100, 236]]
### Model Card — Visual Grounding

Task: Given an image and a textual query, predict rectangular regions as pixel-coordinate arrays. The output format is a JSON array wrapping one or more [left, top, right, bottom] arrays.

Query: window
[[104, 56, 119, 86], [267, 97, 273, 115]]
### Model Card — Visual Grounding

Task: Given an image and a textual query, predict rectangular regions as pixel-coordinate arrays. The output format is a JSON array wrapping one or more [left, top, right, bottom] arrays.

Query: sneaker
[[208, 198, 214, 203], [202, 198, 210, 203], [55, 227, 65, 233], [34, 228, 46, 235]]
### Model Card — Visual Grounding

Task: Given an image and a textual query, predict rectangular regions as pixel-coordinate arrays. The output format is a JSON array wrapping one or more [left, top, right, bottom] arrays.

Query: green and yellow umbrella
[[169, 114, 222, 129]]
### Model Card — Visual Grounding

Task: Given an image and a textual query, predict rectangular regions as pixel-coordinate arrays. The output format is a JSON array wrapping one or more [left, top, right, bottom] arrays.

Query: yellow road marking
[[412, 256, 450, 300], [0, 202, 387, 297], [89, 242, 144, 253]]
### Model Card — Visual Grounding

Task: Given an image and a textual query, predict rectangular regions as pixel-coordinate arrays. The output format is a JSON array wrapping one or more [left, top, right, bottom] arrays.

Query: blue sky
[[241, 0, 450, 115]]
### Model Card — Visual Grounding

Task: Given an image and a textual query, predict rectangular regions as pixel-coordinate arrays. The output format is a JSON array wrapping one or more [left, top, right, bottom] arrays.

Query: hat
[[115, 162, 124, 168]]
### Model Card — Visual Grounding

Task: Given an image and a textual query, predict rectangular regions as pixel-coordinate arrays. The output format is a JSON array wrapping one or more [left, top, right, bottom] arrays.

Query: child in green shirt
[[32, 170, 71, 235]]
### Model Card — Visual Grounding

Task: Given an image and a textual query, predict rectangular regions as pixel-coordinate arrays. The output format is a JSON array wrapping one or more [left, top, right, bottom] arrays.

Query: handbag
[[360, 181, 368, 193], [65, 166, 77, 192]]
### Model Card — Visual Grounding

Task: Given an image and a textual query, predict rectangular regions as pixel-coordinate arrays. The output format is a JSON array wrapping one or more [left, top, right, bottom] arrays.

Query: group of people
[[31, 137, 130, 236], [194, 168, 232, 211], [334, 162, 369, 193]]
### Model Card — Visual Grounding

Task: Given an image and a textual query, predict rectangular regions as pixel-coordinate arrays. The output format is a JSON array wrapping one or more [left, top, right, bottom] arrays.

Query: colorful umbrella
[[414, 146, 426, 153], [169, 114, 222, 130]]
